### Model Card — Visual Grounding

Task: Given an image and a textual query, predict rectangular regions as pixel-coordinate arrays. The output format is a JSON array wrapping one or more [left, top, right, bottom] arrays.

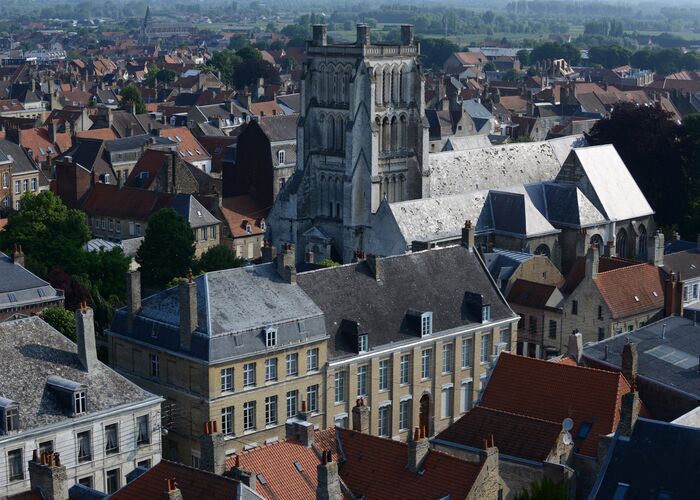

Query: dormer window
[[358, 333, 369, 353], [278, 150, 285, 164], [47, 376, 87, 417], [0, 398, 19, 435], [265, 327, 277, 348], [260, 219, 267, 230], [421, 312, 433, 337], [74, 391, 87, 414], [482, 305, 491, 323]]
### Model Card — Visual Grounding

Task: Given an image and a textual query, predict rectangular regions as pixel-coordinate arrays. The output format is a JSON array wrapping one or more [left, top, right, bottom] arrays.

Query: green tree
[[136, 208, 196, 289], [236, 46, 262, 60], [418, 37, 459, 70], [516, 49, 530, 66], [42, 307, 76, 341], [514, 477, 567, 500], [228, 35, 248, 50], [588, 45, 632, 68], [503, 68, 523, 81], [207, 49, 243, 87], [194, 244, 245, 273], [530, 41, 581, 66], [483, 62, 497, 72], [118, 84, 146, 114]]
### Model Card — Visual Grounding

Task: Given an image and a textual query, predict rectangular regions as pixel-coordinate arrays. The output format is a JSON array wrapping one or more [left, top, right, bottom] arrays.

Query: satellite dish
[[562, 418, 574, 432]]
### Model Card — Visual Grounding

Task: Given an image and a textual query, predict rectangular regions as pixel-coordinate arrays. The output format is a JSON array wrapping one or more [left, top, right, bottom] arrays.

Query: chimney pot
[[199, 420, 225, 475], [462, 220, 475, 250]]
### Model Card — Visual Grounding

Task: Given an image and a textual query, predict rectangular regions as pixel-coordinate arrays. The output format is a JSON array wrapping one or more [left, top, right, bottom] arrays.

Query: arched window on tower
[[534, 244, 551, 258], [390, 116, 398, 151], [392, 66, 400, 104], [616, 228, 628, 258], [375, 67, 383, 105], [637, 225, 648, 260], [382, 117, 390, 152], [328, 116, 336, 151], [383, 67, 391, 106], [400, 114, 408, 149]]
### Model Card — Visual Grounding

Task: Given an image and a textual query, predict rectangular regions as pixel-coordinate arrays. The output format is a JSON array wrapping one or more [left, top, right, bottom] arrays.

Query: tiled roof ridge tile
[[594, 261, 655, 277], [474, 404, 563, 427], [499, 352, 624, 380]]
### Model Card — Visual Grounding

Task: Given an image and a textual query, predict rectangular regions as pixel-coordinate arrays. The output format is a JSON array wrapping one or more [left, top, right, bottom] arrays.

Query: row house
[[0, 138, 48, 211]]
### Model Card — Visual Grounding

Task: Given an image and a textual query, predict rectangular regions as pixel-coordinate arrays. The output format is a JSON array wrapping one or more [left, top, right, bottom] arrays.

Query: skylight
[[294, 462, 303, 472], [646, 345, 698, 370], [634, 296, 640, 302]]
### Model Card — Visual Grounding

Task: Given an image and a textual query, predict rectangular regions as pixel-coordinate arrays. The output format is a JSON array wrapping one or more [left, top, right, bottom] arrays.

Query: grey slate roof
[[583, 316, 700, 399], [542, 182, 607, 228], [258, 114, 298, 143], [104, 134, 175, 153], [169, 193, 220, 228], [0, 316, 158, 432], [442, 134, 492, 152], [485, 249, 534, 291], [661, 248, 700, 280], [592, 418, 700, 499], [0, 138, 37, 174], [0, 252, 60, 309], [296, 245, 516, 360], [110, 264, 327, 363]]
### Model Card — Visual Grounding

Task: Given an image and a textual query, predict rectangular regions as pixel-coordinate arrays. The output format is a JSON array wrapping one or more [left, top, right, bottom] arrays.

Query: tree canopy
[[194, 244, 246, 274], [118, 84, 146, 114], [42, 307, 76, 341]]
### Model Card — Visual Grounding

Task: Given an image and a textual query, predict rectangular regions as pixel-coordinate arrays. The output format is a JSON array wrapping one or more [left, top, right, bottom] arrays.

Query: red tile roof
[[18, 127, 71, 164], [197, 135, 236, 174], [248, 100, 284, 118], [158, 126, 211, 163], [75, 128, 117, 140], [561, 255, 638, 294], [81, 183, 170, 221], [507, 279, 559, 310], [480, 352, 640, 457], [436, 406, 563, 462], [126, 149, 167, 189], [594, 263, 665, 319], [220, 196, 269, 238], [111, 460, 239, 499], [453, 51, 487, 66]]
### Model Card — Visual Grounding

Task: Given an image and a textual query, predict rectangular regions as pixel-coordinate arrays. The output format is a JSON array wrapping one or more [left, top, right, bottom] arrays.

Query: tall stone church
[[268, 24, 429, 263]]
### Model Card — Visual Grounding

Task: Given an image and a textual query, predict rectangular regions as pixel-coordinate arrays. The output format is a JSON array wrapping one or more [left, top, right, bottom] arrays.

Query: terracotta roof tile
[[453, 51, 487, 66], [81, 183, 169, 221], [17, 127, 71, 164], [248, 100, 284, 118], [507, 279, 559, 310], [220, 195, 269, 238], [111, 459, 239, 499], [594, 263, 665, 319], [561, 255, 638, 294], [75, 128, 118, 140], [480, 352, 639, 457], [436, 405, 563, 462], [158, 126, 211, 163], [125, 149, 168, 189]]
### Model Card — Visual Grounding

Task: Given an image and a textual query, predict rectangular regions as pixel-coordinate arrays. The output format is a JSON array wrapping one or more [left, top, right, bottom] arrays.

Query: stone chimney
[[621, 341, 638, 386], [617, 391, 640, 437], [76, 304, 98, 372], [11, 243, 25, 267], [276, 244, 296, 283], [664, 272, 684, 318], [566, 332, 583, 364], [29, 451, 68, 500], [200, 420, 226, 475], [126, 270, 141, 333], [351, 398, 370, 433], [356, 24, 371, 46], [316, 451, 341, 500], [585, 243, 599, 279], [478, 437, 500, 491], [462, 220, 475, 250], [179, 269, 197, 351], [367, 254, 382, 282], [163, 478, 183, 500], [401, 25, 415, 46], [285, 401, 315, 447], [407, 427, 429, 473], [649, 230, 664, 267], [261, 240, 277, 263], [229, 455, 256, 492], [312, 25, 328, 47]]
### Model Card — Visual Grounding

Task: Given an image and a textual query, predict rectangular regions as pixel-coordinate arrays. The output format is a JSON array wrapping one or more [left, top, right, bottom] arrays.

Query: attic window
[[175, 135, 182, 142], [47, 376, 87, 417], [0, 399, 19, 435], [256, 474, 266, 485], [195, 149, 201, 155], [294, 462, 303, 472], [7, 293, 17, 303], [74, 391, 87, 414], [421, 312, 433, 337], [358, 333, 369, 353], [246, 223, 253, 234], [265, 327, 277, 348], [179, 152, 186, 157], [260, 220, 266, 230], [197, 210, 203, 217], [188, 150, 194, 156], [652, 291, 658, 297], [482, 305, 491, 322]]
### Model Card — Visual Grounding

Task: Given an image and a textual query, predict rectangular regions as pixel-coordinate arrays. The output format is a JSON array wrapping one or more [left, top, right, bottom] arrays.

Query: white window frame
[[265, 358, 277, 382], [421, 312, 433, 337], [265, 327, 277, 347], [243, 401, 256, 431], [286, 390, 298, 418], [480, 333, 492, 364], [221, 406, 234, 436], [378, 405, 391, 437], [220, 367, 233, 393], [462, 337, 473, 369], [442, 343, 454, 373], [243, 363, 256, 388], [334, 370, 346, 404], [265, 396, 277, 426], [400, 354, 410, 385], [286, 352, 298, 377], [378, 359, 390, 391], [307, 348, 319, 372], [307, 384, 318, 412], [357, 364, 368, 396], [421, 348, 432, 379]]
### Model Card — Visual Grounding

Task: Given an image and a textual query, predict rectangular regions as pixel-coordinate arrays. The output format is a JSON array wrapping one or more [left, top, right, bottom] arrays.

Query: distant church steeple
[[143, 6, 152, 29]]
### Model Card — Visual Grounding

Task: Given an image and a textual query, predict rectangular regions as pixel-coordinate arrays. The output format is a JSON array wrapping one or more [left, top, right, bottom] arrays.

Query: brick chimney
[[617, 391, 640, 437], [200, 420, 226, 475], [163, 478, 183, 500], [585, 243, 599, 279], [462, 220, 475, 250], [478, 436, 500, 491], [276, 243, 296, 284], [179, 269, 198, 351], [407, 427, 429, 473], [316, 451, 341, 500], [367, 254, 382, 282], [566, 332, 583, 364], [229, 455, 256, 492], [261, 240, 277, 263], [621, 341, 638, 386], [664, 272, 684, 317], [76, 303, 98, 372], [29, 451, 68, 500], [126, 270, 141, 333], [11, 243, 25, 267], [351, 398, 370, 433]]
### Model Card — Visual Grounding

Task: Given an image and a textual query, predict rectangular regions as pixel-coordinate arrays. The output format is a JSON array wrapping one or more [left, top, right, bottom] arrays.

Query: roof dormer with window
[[264, 326, 277, 348], [47, 376, 87, 417], [0, 397, 19, 435]]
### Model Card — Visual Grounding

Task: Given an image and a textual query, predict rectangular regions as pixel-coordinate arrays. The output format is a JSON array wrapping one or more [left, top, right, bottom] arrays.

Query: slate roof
[[109, 263, 327, 363], [0, 138, 37, 174], [662, 248, 700, 280], [591, 418, 700, 499], [542, 182, 607, 228], [296, 245, 515, 360], [435, 405, 564, 462], [480, 352, 638, 457], [170, 193, 220, 228], [0, 252, 60, 309], [583, 316, 700, 399], [442, 134, 492, 152], [111, 460, 244, 500], [257, 113, 297, 143], [104, 134, 174, 153], [0, 316, 158, 431]]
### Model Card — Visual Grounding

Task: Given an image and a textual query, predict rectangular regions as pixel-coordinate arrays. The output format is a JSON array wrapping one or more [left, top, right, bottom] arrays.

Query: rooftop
[[0, 251, 60, 309]]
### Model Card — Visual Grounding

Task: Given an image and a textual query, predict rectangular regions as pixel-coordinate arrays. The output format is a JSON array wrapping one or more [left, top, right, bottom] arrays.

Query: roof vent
[[634, 295, 640, 302]]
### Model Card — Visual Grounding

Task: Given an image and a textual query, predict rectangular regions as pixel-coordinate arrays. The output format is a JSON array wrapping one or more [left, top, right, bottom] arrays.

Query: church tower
[[269, 24, 428, 263]]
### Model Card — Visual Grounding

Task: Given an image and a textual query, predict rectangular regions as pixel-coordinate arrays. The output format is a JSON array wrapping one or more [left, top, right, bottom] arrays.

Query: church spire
[[143, 6, 151, 28]]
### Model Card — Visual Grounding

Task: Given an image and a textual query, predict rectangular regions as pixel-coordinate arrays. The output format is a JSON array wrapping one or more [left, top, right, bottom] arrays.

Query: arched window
[[382, 117, 390, 152], [392, 66, 400, 104], [328, 116, 336, 151], [400, 114, 408, 149], [390, 116, 398, 151], [375, 116, 382, 152], [318, 64, 327, 103], [374, 67, 383, 105], [398, 66, 405, 103], [383, 67, 391, 106], [616, 228, 628, 258], [534, 244, 551, 258], [637, 225, 648, 260], [336, 116, 344, 152], [590, 234, 604, 249]]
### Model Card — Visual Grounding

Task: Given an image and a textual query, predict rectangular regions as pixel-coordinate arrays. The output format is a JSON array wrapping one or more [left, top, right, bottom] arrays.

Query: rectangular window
[[220, 367, 233, 393], [129, 222, 135, 236], [307, 385, 319, 412], [480, 333, 492, 363], [378, 405, 390, 437], [378, 359, 390, 391], [598, 328, 605, 341], [286, 353, 298, 377], [243, 401, 256, 431], [74, 391, 87, 414], [529, 316, 538, 336], [14, 180, 20, 194], [211, 225, 217, 239], [358, 333, 368, 353], [442, 343, 454, 373], [136, 224, 142, 237], [78, 476, 93, 488], [499, 327, 510, 349], [421, 313, 433, 336], [334, 370, 346, 403], [105, 468, 120, 494], [31, 178, 37, 191], [150, 354, 159, 378], [136, 415, 150, 445], [39, 441, 53, 457], [8, 449, 23, 481], [116, 220, 121, 234], [400, 354, 410, 384], [265, 328, 277, 347], [201, 227, 207, 240], [221, 406, 233, 436], [265, 358, 277, 382], [399, 400, 411, 431], [421, 349, 432, 379], [461, 381, 473, 413], [694, 284, 699, 299], [77, 431, 92, 462], [482, 305, 491, 322], [572, 300, 578, 315], [334, 415, 348, 428], [265, 396, 277, 426], [598, 305, 603, 320], [357, 365, 368, 396], [105, 423, 119, 454], [286, 390, 298, 418], [243, 363, 256, 388], [307, 348, 319, 372], [22, 179, 28, 192], [548, 320, 557, 339], [4, 407, 19, 432], [137, 459, 151, 469], [109, 219, 114, 231], [461, 338, 473, 368], [441, 387, 454, 419]]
